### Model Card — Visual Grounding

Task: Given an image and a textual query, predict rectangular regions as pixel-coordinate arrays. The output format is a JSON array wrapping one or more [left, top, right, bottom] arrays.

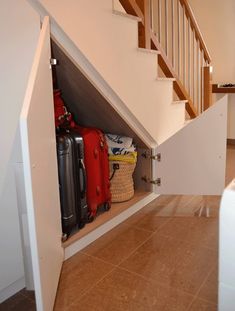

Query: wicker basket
[[109, 161, 136, 203]]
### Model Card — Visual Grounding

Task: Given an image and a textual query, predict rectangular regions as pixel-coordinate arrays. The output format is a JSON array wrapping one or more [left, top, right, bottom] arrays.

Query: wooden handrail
[[179, 0, 211, 64], [119, 0, 144, 20]]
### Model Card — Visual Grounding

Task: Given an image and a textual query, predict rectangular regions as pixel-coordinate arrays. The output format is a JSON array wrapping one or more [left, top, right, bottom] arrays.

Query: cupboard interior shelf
[[62, 191, 151, 248]]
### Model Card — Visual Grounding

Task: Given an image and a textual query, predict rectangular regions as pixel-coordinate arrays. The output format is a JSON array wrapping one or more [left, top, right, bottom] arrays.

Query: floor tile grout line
[[63, 257, 197, 310], [117, 262, 203, 298], [55, 253, 117, 310], [154, 231, 218, 252], [119, 222, 157, 233], [121, 222, 157, 233], [18, 292, 35, 304], [185, 295, 199, 310], [80, 228, 218, 308], [192, 296, 218, 306], [185, 295, 217, 311], [117, 265, 196, 300], [115, 216, 174, 267], [79, 251, 118, 268], [55, 193, 221, 310], [185, 264, 217, 311], [194, 263, 217, 299], [118, 222, 154, 233], [69, 265, 118, 307], [80, 230, 155, 268], [81, 218, 173, 269], [80, 216, 215, 299], [83, 212, 217, 272], [66, 229, 180, 309], [123, 215, 175, 234], [115, 225, 218, 299], [66, 213, 217, 306]]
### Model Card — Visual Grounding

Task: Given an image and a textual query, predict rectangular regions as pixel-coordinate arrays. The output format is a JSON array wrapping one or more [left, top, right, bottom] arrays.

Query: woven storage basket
[[109, 161, 136, 203]]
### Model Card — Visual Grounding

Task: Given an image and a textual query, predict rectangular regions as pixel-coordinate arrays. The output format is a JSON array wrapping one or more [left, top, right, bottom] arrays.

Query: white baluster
[[172, 0, 175, 68], [158, 0, 161, 44], [183, 5, 186, 86], [177, 0, 180, 78], [165, 0, 168, 55], [188, 18, 191, 96]]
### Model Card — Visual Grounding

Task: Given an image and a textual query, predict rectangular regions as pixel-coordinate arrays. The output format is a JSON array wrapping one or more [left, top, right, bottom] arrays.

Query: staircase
[[33, 0, 206, 144], [35, 0, 213, 145], [118, 0, 213, 118]]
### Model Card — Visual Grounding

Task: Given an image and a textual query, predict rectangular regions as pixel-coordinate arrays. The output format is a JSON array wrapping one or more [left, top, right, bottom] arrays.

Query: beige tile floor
[[52, 144, 234, 311], [1, 144, 234, 311]]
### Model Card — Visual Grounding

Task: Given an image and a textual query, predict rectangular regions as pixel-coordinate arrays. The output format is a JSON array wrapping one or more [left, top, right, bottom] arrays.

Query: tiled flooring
[[1, 144, 234, 310], [54, 195, 219, 311]]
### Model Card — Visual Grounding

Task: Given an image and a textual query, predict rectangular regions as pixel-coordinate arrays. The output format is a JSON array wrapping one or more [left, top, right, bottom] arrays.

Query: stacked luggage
[[105, 134, 137, 203], [75, 126, 111, 222], [56, 131, 87, 241], [54, 90, 111, 240]]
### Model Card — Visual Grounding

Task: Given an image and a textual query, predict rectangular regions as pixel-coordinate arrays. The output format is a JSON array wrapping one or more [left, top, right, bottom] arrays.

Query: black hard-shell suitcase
[[56, 131, 87, 241]]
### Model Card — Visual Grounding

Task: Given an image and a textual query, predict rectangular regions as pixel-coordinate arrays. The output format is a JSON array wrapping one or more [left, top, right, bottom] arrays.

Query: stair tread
[[137, 48, 160, 55], [112, 9, 142, 22], [172, 100, 188, 104], [156, 77, 176, 81]]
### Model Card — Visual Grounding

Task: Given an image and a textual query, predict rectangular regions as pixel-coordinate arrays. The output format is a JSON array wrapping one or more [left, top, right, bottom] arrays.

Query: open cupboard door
[[152, 96, 228, 195], [20, 17, 63, 311]]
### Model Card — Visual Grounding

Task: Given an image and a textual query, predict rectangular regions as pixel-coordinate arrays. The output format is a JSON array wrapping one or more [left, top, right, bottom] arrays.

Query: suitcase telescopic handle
[[79, 159, 86, 199]]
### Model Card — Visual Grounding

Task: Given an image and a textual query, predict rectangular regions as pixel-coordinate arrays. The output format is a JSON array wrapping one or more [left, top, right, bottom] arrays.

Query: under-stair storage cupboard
[[20, 13, 227, 311], [20, 16, 155, 311]]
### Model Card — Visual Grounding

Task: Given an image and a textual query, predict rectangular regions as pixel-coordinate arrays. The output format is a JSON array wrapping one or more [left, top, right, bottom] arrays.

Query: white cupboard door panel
[[153, 96, 228, 195], [20, 17, 63, 311]]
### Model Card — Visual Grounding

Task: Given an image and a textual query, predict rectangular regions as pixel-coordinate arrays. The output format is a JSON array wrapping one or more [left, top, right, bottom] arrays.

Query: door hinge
[[50, 58, 57, 69], [141, 176, 161, 186], [142, 151, 161, 162]]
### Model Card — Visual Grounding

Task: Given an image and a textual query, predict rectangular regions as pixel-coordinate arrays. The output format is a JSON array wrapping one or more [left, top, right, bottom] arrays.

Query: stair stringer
[[31, 0, 185, 144]]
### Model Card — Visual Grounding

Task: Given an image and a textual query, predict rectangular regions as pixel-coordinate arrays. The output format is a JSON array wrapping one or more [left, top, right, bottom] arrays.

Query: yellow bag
[[108, 152, 137, 164]]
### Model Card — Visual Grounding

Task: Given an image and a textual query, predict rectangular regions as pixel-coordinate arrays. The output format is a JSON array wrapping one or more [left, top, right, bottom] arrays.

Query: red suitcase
[[75, 126, 111, 221]]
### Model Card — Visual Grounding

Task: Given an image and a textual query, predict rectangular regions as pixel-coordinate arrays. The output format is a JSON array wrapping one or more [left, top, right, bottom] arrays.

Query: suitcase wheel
[[104, 202, 111, 211], [87, 214, 95, 223], [79, 220, 86, 229], [61, 233, 68, 242]]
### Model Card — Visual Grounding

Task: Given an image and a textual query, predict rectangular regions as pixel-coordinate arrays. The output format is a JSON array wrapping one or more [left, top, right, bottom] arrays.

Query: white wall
[[188, 0, 235, 139], [0, 0, 40, 301]]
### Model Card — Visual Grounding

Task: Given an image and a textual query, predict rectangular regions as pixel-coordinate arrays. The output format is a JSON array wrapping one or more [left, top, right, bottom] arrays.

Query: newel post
[[136, 0, 151, 49], [203, 65, 213, 111]]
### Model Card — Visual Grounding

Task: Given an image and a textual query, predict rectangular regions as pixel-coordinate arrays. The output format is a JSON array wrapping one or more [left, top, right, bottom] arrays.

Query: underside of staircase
[[33, 0, 188, 145]]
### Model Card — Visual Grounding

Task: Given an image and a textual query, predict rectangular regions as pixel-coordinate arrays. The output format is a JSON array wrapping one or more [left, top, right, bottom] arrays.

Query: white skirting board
[[64, 192, 158, 260], [0, 277, 25, 303]]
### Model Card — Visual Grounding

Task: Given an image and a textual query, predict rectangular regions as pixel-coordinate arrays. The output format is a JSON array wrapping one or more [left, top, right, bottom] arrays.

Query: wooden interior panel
[[62, 191, 151, 248], [51, 40, 148, 149]]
